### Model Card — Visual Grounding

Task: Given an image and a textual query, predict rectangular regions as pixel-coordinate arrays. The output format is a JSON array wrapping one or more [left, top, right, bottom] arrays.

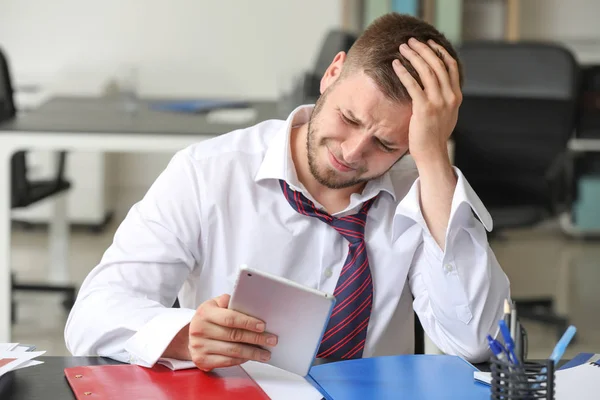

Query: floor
[[9, 208, 600, 362]]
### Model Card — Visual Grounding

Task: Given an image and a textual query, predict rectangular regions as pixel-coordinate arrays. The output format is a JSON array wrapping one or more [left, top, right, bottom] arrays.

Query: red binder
[[64, 363, 270, 399]]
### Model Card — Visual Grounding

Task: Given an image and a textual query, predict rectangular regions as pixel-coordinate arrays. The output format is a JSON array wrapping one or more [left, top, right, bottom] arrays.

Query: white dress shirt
[[64, 105, 510, 367]]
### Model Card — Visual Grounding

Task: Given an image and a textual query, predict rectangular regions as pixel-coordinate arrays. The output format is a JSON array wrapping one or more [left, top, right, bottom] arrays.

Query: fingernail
[[400, 44, 408, 51], [256, 322, 265, 331], [261, 352, 271, 361], [266, 336, 277, 346]]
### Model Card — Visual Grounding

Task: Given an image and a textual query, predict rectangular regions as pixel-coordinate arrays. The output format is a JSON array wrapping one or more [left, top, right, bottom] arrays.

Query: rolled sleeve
[[398, 167, 510, 363]]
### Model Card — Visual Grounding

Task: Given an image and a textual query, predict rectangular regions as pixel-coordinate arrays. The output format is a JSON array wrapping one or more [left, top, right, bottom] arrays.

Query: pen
[[549, 325, 577, 364], [509, 301, 517, 348], [504, 299, 512, 335], [533, 325, 577, 388], [487, 334, 510, 363], [498, 320, 519, 365], [514, 321, 523, 363]]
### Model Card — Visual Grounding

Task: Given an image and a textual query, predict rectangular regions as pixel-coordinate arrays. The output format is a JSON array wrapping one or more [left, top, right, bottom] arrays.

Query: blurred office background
[[2, 0, 600, 360]]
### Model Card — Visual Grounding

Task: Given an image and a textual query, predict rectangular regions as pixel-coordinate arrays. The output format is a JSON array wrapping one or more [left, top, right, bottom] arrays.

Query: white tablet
[[228, 265, 336, 376]]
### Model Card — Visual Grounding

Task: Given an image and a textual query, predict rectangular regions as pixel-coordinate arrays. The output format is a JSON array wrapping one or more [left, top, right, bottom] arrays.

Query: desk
[[0, 97, 281, 342], [2, 356, 122, 400], [1, 356, 566, 399]]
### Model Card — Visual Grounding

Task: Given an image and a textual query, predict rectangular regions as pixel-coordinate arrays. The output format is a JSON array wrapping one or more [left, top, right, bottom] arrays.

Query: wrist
[[161, 323, 191, 360], [412, 147, 452, 173]]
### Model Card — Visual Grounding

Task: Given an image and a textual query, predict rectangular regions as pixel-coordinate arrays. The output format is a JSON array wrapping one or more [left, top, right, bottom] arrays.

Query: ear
[[319, 51, 346, 94]]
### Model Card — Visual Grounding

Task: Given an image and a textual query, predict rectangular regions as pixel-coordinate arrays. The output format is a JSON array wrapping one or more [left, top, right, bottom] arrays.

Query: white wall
[[0, 0, 340, 196]]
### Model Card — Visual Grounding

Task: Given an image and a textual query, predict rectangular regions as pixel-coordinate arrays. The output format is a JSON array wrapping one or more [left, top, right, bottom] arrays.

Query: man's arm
[[402, 168, 510, 362], [64, 149, 201, 366], [393, 39, 510, 362]]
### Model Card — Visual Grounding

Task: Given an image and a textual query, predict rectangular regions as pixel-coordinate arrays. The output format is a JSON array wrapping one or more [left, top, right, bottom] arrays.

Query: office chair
[[0, 47, 76, 323], [453, 41, 580, 339], [299, 30, 358, 102]]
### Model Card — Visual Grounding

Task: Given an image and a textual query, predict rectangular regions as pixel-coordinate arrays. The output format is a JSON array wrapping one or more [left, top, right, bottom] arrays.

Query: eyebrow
[[343, 108, 399, 148]]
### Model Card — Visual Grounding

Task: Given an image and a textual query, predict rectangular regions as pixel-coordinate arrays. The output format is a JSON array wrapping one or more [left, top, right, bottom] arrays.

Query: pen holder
[[490, 358, 555, 400]]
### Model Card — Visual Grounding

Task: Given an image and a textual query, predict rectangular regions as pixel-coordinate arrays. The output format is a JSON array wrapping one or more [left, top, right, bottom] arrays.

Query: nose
[[340, 134, 369, 165]]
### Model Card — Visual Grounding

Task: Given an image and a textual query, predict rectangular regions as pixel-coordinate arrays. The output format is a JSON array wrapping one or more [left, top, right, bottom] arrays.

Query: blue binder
[[306, 355, 490, 400], [560, 353, 599, 369]]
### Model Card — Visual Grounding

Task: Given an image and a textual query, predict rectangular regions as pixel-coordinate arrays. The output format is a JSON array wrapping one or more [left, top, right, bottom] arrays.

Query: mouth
[[328, 150, 354, 172]]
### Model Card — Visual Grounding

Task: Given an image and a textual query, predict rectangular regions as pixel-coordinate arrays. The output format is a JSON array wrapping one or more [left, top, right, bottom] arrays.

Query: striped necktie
[[279, 179, 377, 359]]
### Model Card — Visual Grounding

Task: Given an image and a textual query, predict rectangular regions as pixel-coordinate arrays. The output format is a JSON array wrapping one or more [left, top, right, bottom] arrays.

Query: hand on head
[[393, 37, 463, 162]]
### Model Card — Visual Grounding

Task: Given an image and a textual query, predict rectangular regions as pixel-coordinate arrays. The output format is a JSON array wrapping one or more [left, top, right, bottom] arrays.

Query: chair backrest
[[453, 41, 580, 210], [0, 47, 16, 121], [0, 48, 30, 207], [302, 30, 357, 100]]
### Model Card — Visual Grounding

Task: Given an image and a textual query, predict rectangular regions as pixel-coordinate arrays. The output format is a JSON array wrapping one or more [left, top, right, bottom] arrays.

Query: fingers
[[192, 321, 278, 347], [207, 339, 272, 362], [398, 41, 441, 101], [393, 57, 426, 104], [407, 38, 453, 98], [199, 301, 266, 333], [426, 39, 462, 96], [213, 293, 231, 309], [191, 353, 248, 372]]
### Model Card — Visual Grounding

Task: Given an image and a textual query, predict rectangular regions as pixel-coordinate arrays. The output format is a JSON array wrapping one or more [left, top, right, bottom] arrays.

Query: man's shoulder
[[182, 118, 285, 163]]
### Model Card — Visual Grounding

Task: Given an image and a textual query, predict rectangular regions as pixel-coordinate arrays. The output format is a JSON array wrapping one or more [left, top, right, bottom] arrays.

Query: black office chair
[[453, 41, 580, 339], [0, 47, 76, 322]]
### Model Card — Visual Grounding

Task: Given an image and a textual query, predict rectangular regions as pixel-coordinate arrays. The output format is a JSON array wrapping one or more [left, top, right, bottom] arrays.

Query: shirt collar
[[254, 104, 396, 202]]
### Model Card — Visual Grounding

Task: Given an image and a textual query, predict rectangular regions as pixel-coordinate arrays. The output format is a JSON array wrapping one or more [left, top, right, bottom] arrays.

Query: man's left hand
[[393, 37, 462, 163]]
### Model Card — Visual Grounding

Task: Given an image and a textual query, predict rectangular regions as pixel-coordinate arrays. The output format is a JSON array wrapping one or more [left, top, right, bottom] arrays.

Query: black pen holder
[[490, 358, 555, 400]]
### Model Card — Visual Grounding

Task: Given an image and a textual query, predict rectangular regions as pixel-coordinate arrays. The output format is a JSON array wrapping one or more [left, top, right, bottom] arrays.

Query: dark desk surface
[[0, 356, 567, 400], [0, 96, 281, 136], [3, 357, 123, 400]]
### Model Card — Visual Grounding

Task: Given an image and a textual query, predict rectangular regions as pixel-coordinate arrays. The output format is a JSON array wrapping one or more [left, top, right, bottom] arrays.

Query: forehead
[[329, 71, 412, 137]]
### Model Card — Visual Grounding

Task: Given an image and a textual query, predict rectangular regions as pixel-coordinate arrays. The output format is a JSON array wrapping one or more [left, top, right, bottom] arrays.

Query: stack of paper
[[0, 343, 45, 378]]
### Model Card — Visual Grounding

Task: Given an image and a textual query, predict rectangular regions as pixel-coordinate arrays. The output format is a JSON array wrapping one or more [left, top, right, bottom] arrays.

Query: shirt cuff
[[394, 167, 492, 254], [124, 308, 195, 367], [448, 167, 493, 233]]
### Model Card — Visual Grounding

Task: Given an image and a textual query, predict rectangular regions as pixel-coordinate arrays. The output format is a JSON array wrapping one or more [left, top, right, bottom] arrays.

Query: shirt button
[[324, 269, 333, 278], [444, 264, 454, 273]]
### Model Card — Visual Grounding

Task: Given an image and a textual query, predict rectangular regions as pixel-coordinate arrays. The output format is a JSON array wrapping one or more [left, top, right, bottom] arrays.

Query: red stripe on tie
[[339, 242, 365, 276], [318, 317, 370, 358], [334, 258, 369, 296], [330, 274, 372, 318], [294, 190, 308, 216], [321, 294, 372, 342], [332, 226, 363, 239], [342, 338, 366, 359], [341, 216, 366, 226]]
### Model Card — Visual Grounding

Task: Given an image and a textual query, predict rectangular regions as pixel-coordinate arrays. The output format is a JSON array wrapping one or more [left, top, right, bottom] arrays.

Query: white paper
[[0, 343, 19, 352], [12, 360, 44, 370], [241, 361, 324, 400], [555, 363, 600, 400], [0, 350, 46, 377], [473, 370, 492, 385]]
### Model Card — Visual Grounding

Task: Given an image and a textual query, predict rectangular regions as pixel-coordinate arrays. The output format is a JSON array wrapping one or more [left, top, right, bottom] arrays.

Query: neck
[[290, 124, 366, 213]]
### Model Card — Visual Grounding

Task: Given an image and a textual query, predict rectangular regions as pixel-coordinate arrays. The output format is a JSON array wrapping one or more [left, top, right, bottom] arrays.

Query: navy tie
[[279, 180, 377, 359]]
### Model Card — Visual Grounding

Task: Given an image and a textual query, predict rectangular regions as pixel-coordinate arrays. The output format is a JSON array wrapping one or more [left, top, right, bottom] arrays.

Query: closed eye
[[375, 138, 396, 153], [340, 112, 358, 126]]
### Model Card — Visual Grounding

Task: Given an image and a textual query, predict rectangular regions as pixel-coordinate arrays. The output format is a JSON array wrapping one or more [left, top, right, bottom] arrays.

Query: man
[[65, 13, 510, 371]]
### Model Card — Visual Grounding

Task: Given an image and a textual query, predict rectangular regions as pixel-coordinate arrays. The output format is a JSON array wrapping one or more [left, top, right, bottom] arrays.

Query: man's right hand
[[188, 294, 278, 371]]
